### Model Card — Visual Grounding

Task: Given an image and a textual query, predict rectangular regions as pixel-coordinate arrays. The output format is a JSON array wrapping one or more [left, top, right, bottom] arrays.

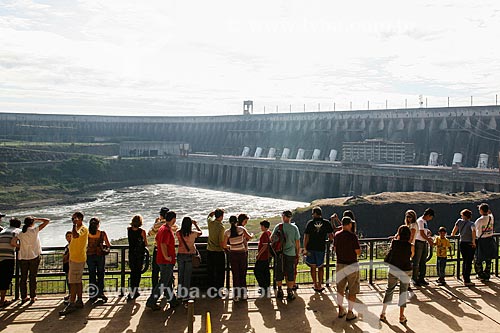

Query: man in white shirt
[[412, 208, 434, 286], [474, 203, 495, 281]]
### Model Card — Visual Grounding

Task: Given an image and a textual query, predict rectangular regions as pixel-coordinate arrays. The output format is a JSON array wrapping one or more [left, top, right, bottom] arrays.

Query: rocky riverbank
[[292, 191, 500, 238]]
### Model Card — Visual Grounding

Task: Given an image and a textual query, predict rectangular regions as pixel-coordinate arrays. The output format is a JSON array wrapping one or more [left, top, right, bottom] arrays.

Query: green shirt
[[272, 222, 300, 257], [207, 217, 225, 252]]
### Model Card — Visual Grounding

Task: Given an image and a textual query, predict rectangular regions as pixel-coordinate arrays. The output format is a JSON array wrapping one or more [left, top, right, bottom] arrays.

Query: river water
[[8, 184, 308, 247]]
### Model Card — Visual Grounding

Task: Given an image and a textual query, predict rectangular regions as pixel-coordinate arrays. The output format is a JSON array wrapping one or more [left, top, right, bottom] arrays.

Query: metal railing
[[8, 233, 500, 297]]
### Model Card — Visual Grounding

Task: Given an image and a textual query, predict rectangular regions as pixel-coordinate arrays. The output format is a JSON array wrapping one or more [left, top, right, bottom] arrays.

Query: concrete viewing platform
[[1, 277, 499, 333]]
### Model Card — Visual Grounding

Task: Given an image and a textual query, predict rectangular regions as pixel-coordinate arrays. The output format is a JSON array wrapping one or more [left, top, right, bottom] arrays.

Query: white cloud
[[0, 0, 499, 116]]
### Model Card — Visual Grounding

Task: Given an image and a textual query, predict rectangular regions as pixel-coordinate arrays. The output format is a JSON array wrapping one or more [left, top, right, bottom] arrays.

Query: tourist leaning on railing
[[206, 209, 226, 295], [176, 216, 202, 305], [86, 217, 111, 304], [254, 220, 271, 296], [127, 215, 148, 301], [62, 230, 72, 302], [0, 218, 21, 308], [146, 210, 179, 310], [13, 216, 50, 304], [451, 209, 476, 286], [223, 214, 253, 302], [474, 203, 495, 281], [148, 207, 169, 289]]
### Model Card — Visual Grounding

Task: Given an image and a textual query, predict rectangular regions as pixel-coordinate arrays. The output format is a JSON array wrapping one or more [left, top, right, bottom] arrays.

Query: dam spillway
[[174, 154, 500, 201]]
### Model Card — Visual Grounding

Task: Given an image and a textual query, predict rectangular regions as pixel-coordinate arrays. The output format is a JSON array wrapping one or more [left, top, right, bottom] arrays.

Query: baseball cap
[[0, 212, 6, 218]]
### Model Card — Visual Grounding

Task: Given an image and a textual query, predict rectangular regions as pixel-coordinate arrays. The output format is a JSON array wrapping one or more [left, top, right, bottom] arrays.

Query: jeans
[[254, 259, 271, 289], [19, 256, 41, 299], [230, 252, 248, 298], [177, 253, 193, 299], [475, 260, 492, 279], [412, 240, 428, 282], [460, 242, 475, 283], [436, 257, 447, 280], [382, 270, 411, 307], [147, 263, 175, 305], [207, 251, 226, 291], [129, 253, 144, 294], [87, 254, 106, 297]]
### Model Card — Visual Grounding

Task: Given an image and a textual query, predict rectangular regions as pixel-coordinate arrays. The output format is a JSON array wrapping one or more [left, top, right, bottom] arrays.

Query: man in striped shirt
[[0, 217, 22, 307]]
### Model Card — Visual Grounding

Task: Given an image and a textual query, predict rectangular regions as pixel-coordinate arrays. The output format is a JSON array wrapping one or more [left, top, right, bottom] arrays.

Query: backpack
[[270, 223, 286, 256]]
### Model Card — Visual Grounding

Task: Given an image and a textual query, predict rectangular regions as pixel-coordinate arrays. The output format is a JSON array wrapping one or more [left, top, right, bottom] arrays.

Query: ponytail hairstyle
[[229, 215, 238, 238], [89, 217, 100, 235], [22, 216, 35, 233]]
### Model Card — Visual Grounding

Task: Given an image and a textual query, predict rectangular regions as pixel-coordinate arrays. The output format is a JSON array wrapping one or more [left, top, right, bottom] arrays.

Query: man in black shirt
[[303, 207, 334, 292]]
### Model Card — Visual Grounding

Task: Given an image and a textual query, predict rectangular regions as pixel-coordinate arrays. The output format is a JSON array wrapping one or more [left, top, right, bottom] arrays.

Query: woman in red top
[[254, 220, 271, 296]]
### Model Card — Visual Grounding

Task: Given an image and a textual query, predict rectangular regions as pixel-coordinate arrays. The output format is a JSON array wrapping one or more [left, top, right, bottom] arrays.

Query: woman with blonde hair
[[403, 210, 418, 244]]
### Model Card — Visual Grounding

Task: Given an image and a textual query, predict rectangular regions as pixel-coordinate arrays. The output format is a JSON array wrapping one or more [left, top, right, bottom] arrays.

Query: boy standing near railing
[[255, 220, 271, 297], [434, 226, 451, 285], [62, 231, 72, 303]]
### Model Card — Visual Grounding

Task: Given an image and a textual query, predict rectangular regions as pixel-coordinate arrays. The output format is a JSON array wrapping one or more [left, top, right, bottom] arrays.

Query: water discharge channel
[[9, 183, 308, 247]]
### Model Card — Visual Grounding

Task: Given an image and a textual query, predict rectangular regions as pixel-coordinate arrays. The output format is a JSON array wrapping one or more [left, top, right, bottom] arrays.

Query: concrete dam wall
[[174, 154, 500, 202], [1, 105, 500, 168]]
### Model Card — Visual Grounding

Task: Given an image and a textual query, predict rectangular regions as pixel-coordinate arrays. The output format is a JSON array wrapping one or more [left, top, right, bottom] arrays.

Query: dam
[[1, 105, 499, 200]]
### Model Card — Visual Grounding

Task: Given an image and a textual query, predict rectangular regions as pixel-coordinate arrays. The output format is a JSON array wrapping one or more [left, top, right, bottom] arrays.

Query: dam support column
[[361, 175, 372, 195], [413, 179, 424, 191]]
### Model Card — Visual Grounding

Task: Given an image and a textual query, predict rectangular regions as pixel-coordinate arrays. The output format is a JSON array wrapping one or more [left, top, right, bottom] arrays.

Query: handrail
[[10, 233, 500, 297]]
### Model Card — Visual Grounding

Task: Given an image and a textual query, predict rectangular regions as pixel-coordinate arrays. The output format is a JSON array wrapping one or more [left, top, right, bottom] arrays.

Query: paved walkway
[[1, 277, 499, 332]]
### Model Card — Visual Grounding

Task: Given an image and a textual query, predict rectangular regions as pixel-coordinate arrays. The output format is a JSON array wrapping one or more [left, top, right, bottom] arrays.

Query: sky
[[1, 0, 500, 116]]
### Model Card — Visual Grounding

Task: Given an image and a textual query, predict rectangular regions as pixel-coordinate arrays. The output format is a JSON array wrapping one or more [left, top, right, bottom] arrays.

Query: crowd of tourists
[[0, 202, 496, 325]]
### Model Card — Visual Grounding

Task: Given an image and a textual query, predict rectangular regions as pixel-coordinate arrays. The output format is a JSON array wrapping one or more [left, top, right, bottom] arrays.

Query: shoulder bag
[[180, 233, 202, 268], [98, 231, 111, 256]]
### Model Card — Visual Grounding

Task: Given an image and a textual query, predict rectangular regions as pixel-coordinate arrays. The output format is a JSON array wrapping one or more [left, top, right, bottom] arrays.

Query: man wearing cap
[[303, 207, 334, 293], [272, 210, 300, 301], [148, 207, 169, 288]]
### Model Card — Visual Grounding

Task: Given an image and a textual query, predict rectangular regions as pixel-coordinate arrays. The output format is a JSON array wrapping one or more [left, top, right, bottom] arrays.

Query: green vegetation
[[0, 154, 175, 208]]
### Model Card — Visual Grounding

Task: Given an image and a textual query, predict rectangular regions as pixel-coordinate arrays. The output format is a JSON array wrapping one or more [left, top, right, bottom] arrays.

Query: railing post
[[187, 299, 195, 333], [325, 240, 331, 287], [225, 252, 230, 290], [14, 256, 20, 300], [369, 241, 374, 285], [496, 235, 499, 278], [120, 247, 126, 296]]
